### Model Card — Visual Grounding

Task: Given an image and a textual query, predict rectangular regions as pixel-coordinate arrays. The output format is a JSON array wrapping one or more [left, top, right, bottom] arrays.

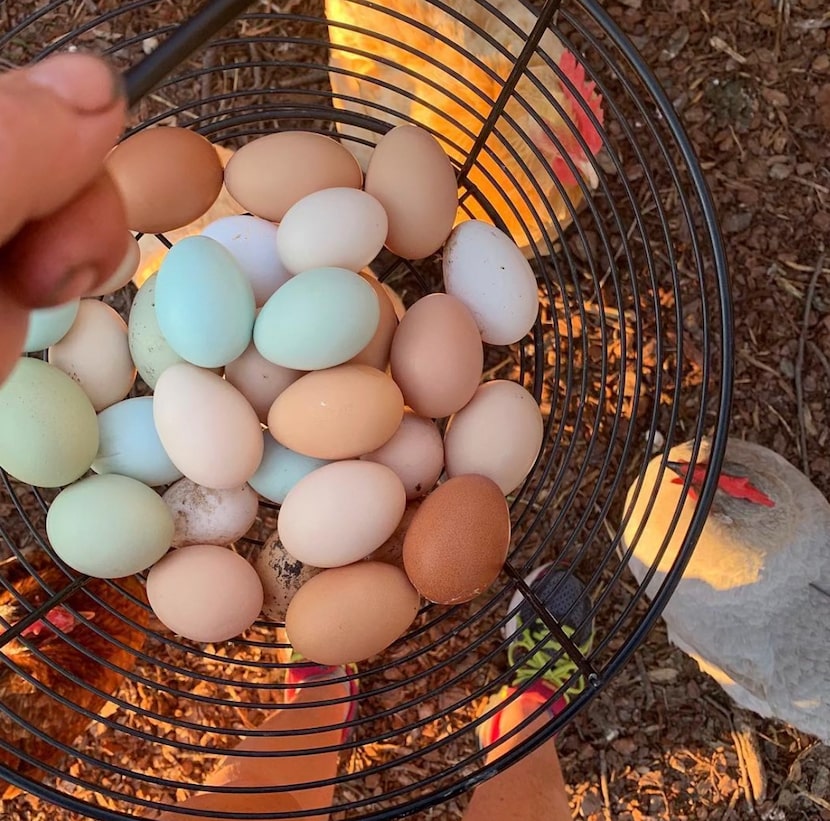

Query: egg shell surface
[[364, 125, 458, 260], [403, 474, 510, 604], [389, 293, 483, 419], [268, 364, 404, 459], [92, 396, 183, 486], [0, 358, 98, 487], [248, 433, 330, 505], [348, 272, 398, 370], [254, 267, 379, 370], [443, 220, 539, 345], [153, 364, 264, 489], [48, 299, 136, 412], [163, 479, 260, 547], [278, 460, 406, 567], [285, 561, 420, 665], [23, 300, 79, 352], [201, 215, 290, 307], [147, 544, 264, 643], [155, 236, 256, 368], [224, 343, 303, 423], [46, 474, 174, 578], [444, 380, 544, 495], [251, 533, 321, 621], [224, 132, 363, 222]]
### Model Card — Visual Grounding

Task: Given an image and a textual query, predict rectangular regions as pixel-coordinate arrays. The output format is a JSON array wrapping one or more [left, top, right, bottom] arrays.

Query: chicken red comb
[[558, 50, 604, 156], [668, 462, 775, 507]]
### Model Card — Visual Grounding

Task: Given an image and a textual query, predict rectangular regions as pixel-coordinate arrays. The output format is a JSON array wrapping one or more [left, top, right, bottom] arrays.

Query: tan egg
[[87, 234, 140, 297], [107, 127, 224, 235], [147, 544, 264, 643], [361, 410, 443, 499], [250, 532, 321, 621], [444, 380, 545, 495], [365, 500, 422, 569], [285, 562, 420, 665], [403, 474, 510, 604], [48, 299, 135, 411], [153, 364, 264, 490], [224, 342, 304, 423], [348, 272, 398, 370], [224, 132, 363, 222], [364, 125, 458, 259], [390, 293, 483, 419], [268, 364, 404, 459]]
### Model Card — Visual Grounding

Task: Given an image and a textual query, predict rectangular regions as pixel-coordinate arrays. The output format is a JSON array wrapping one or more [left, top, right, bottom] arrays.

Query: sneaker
[[284, 650, 360, 744], [478, 564, 595, 749]]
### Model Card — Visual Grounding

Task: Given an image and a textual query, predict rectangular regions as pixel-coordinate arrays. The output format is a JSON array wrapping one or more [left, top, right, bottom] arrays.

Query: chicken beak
[[665, 460, 687, 476]]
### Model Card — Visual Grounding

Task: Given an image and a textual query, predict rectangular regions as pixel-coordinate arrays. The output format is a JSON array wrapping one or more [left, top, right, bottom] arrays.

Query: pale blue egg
[[92, 397, 183, 487], [249, 433, 330, 504], [254, 267, 379, 370], [155, 236, 256, 368], [23, 300, 80, 352]]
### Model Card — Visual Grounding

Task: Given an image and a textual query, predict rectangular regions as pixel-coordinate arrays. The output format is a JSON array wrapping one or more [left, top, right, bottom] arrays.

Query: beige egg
[[279, 460, 406, 567], [251, 532, 321, 621], [268, 364, 404, 459], [348, 273, 398, 371], [87, 234, 140, 297], [224, 342, 304, 423], [48, 299, 136, 411], [285, 562, 420, 665], [389, 293, 483, 419], [364, 125, 458, 259], [362, 410, 443, 499], [147, 544, 264, 643], [153, 364, 264, 490], [163, 479, 260, 547], [224, 132, 363, 222], [444, 380, 544, 495]]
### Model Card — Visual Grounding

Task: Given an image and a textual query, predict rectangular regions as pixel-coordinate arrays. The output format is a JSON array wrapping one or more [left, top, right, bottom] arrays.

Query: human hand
[[0, 52, 129, 385]]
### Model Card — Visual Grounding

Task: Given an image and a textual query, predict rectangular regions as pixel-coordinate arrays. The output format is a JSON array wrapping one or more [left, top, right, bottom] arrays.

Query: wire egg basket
[[0, 0, 733, 818]]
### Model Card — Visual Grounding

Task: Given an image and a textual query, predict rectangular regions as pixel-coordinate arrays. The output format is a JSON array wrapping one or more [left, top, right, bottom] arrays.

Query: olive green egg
[[0, 357, 99, 487]]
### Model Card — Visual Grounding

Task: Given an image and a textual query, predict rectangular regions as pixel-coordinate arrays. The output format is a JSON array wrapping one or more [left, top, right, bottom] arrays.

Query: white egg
[[163, 478, 260, 547], [443, 220, 539, 345]]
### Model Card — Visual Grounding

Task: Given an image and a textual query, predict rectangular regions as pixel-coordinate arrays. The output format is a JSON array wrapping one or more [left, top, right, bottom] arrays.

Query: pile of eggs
[[0, 124, 546, 666]]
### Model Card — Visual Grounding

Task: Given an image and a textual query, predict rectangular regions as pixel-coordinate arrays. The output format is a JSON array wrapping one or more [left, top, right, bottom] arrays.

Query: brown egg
[[224, 132, 363, 222], [365, 500, 422, 569], [107, 127, 224, 234], [348, 272, 399, 370], [285, 562, 420, 665], [403, 475, 510, 604], [390, 293, 483, 419], [365, 125, 458, 259], [268, 364, 404, 459]]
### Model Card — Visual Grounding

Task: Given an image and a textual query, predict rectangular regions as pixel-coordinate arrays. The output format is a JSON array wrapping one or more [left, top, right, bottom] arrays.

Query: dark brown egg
[[403, 474, 510, 604]]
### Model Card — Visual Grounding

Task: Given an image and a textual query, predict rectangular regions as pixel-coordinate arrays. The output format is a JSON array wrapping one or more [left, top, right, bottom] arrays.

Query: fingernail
[[26, 53, 125, 115], [48, 265, 98, 304]]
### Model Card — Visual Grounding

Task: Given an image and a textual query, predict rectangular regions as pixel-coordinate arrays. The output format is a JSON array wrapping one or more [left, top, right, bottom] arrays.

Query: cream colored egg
[[251, 532, 321, 621], [163, 478, 260, 547], [48, 299, 136, 411], [153, 364, 264, 490]]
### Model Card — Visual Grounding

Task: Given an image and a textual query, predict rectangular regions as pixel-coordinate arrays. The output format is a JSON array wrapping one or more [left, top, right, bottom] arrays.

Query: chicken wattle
[[622, 438, 830, 742]]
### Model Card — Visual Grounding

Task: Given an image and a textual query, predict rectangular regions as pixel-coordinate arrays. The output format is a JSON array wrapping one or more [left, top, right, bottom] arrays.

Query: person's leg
[[157, 670, 354, 821]]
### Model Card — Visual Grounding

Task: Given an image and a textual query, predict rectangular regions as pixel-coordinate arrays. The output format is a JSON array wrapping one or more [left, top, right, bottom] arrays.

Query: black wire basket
[[0, 0, 733, 818]]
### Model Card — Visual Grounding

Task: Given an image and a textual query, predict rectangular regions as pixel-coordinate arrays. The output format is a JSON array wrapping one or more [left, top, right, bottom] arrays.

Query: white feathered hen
[[622, 438, 830, 742]]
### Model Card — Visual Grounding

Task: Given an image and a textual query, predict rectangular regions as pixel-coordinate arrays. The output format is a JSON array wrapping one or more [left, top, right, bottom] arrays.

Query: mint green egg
[[155, 236, 256, 368], [46, 474, 174, 578], [0, 357, 98, 487], [23, 300, 80, 352], [254, 267, 380, 370], [248, 433, 330, 504]]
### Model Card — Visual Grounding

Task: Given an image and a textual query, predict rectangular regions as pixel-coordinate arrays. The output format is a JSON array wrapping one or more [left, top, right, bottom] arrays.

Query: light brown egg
[[348, 272, 399, 370], [365, 500, 422, 569], [268, 364, 404, 459], [224, 132, 363, 222], [285, 562, 420, 665], [403, 474, 510, 604], [106, 127, 224, 235], [364, 125, 458, 259], [390, 294, 483, 419]]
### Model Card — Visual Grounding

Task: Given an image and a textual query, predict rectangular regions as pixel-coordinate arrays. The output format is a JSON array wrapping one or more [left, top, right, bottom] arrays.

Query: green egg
[[0, 357, 98, 487], [46, 473, 174, 578]]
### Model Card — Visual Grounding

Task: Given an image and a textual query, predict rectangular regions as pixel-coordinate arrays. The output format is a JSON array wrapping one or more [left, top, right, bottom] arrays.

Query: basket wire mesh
[[0, 0, 732, 818]]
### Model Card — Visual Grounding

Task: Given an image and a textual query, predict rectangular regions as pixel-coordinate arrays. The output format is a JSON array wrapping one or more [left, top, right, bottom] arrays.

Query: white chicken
[[325, 0, 604, 255], [622, 438, 830, 742]]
